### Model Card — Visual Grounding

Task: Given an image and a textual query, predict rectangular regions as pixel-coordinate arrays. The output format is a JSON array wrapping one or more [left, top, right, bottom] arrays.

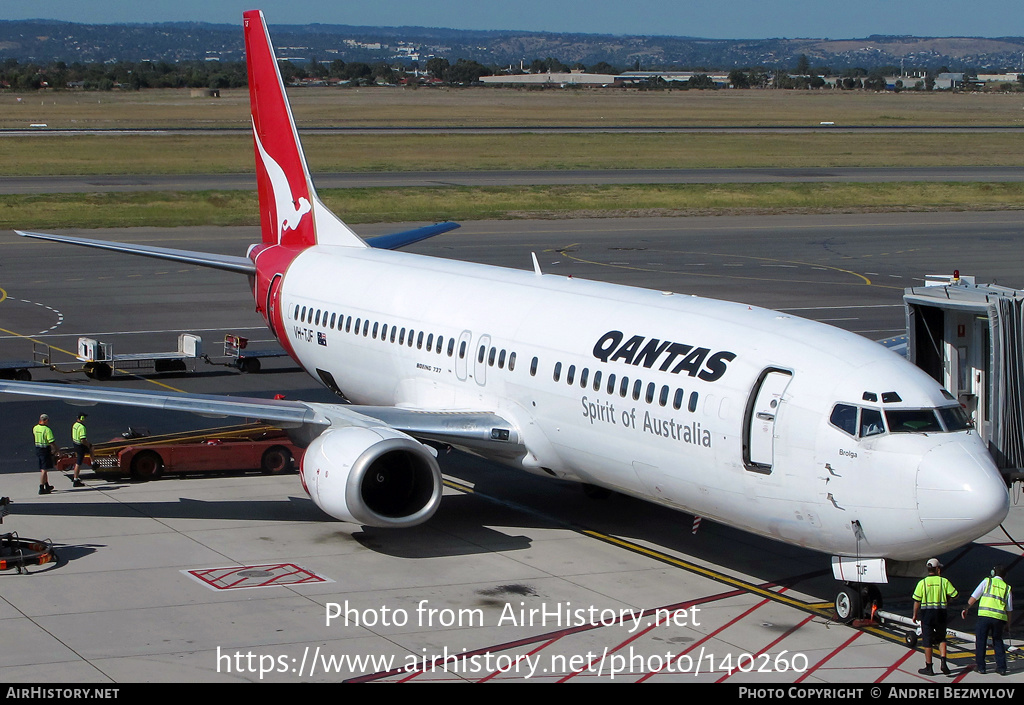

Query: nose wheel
[[834, 586, 861, 623], [834, 583, 883, 624]]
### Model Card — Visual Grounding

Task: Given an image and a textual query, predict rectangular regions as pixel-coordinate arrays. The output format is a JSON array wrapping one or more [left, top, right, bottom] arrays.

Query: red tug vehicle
[[57, 423, 303, 481]]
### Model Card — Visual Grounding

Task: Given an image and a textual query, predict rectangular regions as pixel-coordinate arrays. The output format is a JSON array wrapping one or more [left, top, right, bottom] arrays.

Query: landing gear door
[[745, 369, 793, 472]]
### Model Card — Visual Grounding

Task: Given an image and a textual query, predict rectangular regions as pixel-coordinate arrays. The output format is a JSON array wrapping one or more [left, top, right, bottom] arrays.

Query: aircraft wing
[[15, 231, 257, 275], [0, 380, 523, 455]]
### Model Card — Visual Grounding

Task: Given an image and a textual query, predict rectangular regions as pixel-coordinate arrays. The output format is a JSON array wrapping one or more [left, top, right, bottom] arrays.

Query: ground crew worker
[[33, 414, 59, 495], [912, 557, 958, 676], [70, 413, 90, 488], [962, 565, 1013, 675]]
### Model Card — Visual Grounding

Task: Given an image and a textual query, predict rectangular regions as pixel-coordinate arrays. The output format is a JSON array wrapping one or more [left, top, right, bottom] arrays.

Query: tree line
[[1, 54, 1017, 91]]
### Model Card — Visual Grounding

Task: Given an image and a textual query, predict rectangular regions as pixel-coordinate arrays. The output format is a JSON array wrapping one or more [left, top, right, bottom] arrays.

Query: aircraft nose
[[917, 438, 1009, 544]]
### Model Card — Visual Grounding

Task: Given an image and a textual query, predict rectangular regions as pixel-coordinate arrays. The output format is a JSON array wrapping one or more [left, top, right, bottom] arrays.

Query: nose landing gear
[[834, 583, 883, 624]]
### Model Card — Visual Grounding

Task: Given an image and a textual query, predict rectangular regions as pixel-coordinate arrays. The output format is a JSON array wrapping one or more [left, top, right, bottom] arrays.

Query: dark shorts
[[35, 446, 53, 471], [920, 609, 948, 647], [74, 443, 88, 465]]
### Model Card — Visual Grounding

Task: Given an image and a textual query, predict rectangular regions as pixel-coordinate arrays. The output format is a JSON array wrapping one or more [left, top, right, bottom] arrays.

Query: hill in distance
[[1, 19, 1023, 71]]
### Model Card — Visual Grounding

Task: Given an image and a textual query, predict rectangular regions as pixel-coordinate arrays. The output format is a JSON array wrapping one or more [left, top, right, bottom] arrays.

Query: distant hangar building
[[479, 71, 619, 87], [479, 70, 730, 88]]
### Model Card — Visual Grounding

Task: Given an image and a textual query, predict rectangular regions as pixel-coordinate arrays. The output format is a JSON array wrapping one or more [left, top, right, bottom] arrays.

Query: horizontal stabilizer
[[16, 231, 256, 275], [366, 222, 461, 250]]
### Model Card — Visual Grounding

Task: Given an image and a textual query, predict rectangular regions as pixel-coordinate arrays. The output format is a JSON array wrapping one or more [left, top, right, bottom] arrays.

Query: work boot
[[941, 660, 951, 675], [918, 663, 934, 676], [73, 479, 85, 488], [39, 485, 52, 495]]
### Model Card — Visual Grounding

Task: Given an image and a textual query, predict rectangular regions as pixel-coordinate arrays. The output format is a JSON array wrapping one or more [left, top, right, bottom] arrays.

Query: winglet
[[243, 10, 366, 249]]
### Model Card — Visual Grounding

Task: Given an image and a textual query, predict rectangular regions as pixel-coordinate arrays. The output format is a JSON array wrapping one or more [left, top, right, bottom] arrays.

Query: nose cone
[[917, 437, 1009, 547]]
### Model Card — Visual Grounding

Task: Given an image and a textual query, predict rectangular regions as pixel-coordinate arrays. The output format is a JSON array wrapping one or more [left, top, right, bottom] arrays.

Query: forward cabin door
[[745, 369, 793, 472]]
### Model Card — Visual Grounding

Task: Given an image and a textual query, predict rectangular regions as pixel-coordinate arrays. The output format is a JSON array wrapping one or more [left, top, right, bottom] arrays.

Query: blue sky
[[2, 1, 1021, 39]]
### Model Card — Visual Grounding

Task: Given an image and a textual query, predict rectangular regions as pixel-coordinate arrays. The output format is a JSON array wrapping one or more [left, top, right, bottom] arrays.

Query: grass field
[[2, 87, 1023, 225], [2, 183, 1022, 231], [5, 87, 1024, 129], [3, 132, 1024, 175]]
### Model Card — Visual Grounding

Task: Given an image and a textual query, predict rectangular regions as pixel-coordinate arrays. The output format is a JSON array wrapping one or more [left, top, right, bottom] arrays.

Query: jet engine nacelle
[[300, 426, 442, 528]]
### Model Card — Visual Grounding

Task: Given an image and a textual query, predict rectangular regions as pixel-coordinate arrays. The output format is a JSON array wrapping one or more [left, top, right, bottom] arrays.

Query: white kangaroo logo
[[252, 120, 311, 242]]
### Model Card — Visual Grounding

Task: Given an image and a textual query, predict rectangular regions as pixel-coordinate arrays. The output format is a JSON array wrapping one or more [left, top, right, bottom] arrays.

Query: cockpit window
[[860, 408, 884, 437], [886, 409, 943, 434], [834, 402, 971, 438], [938, 405, 971, 431], [830, 404, 858, 436]]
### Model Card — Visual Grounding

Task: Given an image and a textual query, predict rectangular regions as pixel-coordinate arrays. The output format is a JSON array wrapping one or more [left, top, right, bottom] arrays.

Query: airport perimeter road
[[0, 212, 1022, 684], [2, 166, 1024, 194]]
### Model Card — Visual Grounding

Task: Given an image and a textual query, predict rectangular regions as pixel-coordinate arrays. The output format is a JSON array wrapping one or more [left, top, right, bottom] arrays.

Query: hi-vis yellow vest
[[913, 575, 957, 609], [33, 424, 53, 447], [978, 577, 1011, 621]]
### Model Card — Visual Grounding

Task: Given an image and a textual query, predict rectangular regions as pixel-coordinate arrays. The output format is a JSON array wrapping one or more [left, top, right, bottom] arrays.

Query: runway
[[2, 167, 1024, 194], [1, 212, 1022, 683]]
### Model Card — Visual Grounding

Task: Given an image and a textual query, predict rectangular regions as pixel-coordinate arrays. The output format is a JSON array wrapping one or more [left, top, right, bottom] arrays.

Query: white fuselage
[[274, 244, 1009, 562]]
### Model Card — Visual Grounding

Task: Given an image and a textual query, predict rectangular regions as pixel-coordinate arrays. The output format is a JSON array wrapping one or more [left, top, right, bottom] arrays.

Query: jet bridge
[[904, 273, 1024, 480]]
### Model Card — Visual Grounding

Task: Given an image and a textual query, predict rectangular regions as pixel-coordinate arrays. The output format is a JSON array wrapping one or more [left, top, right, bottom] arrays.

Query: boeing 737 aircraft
[[0, 10, 1010, 622]]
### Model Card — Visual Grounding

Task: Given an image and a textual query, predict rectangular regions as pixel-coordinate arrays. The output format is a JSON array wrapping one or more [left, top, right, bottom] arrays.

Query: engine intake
[[300, 426, 442, 528]]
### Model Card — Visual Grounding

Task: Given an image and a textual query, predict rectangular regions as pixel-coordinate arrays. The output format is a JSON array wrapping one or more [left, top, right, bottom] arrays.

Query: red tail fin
[[243, 10, 365, 249]]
